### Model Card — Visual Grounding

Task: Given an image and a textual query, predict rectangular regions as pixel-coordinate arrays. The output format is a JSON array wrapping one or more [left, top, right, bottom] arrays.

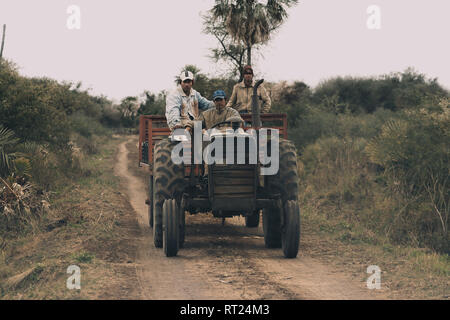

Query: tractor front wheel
[[281, 200, 300, 258], [163, 199, 179, 257], [179, 208, 185, 248]]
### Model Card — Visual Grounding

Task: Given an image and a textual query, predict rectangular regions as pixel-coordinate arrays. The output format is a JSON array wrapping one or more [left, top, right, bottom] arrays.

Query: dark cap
[[243, 65, 253, 75], [213, 90, 226, 100]]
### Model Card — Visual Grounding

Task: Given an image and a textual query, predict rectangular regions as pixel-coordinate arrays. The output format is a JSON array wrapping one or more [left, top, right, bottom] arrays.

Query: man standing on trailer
[[226, 65, 271, 114]]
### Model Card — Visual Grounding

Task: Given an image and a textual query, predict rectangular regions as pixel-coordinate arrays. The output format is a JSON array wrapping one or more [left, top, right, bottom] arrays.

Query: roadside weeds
[[0, 135, 141, 299]]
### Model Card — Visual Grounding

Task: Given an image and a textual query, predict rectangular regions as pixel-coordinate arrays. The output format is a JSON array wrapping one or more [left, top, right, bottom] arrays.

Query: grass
[[298, 132, 449, 299], [301, 186, 450, 298], [0, 134, 140, 299], [73, 252, 95, 264]]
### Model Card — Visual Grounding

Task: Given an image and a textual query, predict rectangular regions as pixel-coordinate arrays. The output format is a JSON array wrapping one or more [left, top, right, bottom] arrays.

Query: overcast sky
[[1, 0, 449, 102]]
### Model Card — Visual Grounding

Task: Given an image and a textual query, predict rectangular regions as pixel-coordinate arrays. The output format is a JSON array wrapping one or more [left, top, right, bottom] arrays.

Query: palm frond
[[0, 125, 19, 147], [0, 125, 20, 177]]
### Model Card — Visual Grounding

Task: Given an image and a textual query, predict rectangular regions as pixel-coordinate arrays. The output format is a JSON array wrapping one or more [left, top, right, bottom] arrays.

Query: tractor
[[138, 80, 300, 258]]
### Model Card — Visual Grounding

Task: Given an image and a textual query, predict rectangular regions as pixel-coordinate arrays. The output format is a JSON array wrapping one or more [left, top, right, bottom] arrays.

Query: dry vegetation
[[0, 135, 141, 299]]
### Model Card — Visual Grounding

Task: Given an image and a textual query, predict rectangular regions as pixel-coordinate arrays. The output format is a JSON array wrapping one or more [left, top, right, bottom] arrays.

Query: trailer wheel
[[163, 199, 179, 257], [282, 200, 300, 258], [245, 210, 260, 228]]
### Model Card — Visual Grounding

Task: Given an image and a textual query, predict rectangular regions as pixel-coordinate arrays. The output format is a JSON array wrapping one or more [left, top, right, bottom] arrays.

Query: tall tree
[[206, 0, 298, 68]]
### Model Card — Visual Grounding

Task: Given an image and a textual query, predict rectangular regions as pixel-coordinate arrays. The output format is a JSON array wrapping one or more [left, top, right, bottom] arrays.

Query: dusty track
[[114, 137, 388, 300]]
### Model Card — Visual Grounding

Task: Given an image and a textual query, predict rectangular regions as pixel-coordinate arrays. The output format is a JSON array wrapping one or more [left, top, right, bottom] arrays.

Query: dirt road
[[114, 138, 388, 300]]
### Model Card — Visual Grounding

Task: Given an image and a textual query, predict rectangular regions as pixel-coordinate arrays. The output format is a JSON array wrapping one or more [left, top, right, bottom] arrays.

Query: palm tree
[[210, 0, 298, 66]]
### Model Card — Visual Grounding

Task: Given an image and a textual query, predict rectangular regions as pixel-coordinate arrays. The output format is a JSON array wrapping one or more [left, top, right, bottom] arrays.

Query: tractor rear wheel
[[262, 208, 282, 248], [148, 175, 153, 228], [163, 199, 179, 257], [264, 139, 300, 255], [153, 139, 186, 248], [267, 139, 299, 203]]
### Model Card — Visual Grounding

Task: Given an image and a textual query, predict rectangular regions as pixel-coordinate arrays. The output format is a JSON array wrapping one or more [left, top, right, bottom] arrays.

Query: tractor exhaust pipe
[[251, 79, 264, 128]]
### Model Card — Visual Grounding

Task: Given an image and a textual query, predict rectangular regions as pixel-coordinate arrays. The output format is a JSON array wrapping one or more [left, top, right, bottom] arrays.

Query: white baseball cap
[[180, 71, 194, 82]]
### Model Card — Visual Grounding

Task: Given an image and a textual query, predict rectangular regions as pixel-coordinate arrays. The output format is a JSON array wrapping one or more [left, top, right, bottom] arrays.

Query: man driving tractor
[[196, 89, 243, 130]]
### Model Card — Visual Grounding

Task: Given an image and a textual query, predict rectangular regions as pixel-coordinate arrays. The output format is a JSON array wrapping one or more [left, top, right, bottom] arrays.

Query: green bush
[[70, 112, 108, 138], [312, 69, 448, 114], [299, 99, 449, 253], [366, 107, 449, 252], [0, 59, 114, 148]]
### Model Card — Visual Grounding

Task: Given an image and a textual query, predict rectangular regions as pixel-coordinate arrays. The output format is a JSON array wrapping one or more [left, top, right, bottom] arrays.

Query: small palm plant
[[0, 125, 20, 178]]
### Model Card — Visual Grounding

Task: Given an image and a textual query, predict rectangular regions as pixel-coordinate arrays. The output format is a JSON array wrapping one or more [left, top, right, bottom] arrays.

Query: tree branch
[[214, 33, 242, 67]]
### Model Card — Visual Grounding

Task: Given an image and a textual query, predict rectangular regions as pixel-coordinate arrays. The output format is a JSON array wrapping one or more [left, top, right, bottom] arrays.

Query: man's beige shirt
[[198, 106, 242, 129], [226, 81, 271, 113]]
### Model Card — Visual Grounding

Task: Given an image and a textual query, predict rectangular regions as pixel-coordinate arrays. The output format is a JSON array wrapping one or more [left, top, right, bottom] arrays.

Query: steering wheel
[[210, 120, 234, 129], [210, 117, 244, 130], [210, 120, 245, 130]]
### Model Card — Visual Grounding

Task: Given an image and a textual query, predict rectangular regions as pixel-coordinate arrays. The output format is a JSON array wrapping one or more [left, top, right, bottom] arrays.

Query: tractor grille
[[211, 164, 256, 198]]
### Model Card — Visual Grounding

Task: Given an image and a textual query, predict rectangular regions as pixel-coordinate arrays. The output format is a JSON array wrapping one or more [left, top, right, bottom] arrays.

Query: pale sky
[[1, 0, 449, 102]]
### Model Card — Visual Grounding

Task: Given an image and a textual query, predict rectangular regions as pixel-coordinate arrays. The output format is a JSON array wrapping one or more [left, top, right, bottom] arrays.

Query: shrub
[[70, 112, 108, 138], [312, 69, 448, 114], [366, 106, 449, 252]]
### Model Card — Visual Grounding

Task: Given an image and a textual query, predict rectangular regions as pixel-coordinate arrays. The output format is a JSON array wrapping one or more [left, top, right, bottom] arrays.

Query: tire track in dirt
[[116, 139, 221, 299], [115, 137, 389, 300]]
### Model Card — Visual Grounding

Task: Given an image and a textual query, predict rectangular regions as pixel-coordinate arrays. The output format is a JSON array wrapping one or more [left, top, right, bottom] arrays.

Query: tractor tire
[[263, 139, 299, 250], [179, 208, 185, 248], [267, 139, 299, 202], [163, 199, 179, 257], [245, 210, 260, 228], [262, 208, 282, 248], [148, 175, 153, 228], [153, 139, 186, 248], [282, 200, 300, 258]]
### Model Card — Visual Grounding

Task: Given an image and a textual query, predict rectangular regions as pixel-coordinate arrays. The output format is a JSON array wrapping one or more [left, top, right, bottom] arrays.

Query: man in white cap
[[165, 70, 214, 131]]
